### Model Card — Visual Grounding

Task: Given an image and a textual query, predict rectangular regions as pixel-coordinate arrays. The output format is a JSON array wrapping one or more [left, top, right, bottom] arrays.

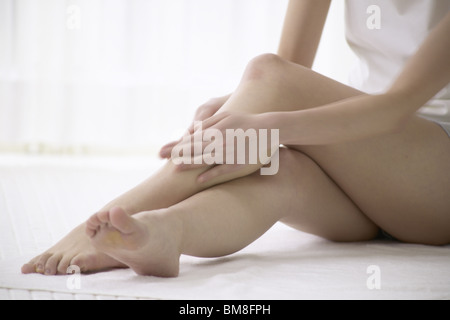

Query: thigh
[[195, 148, 379, 242], [294, 117, 450, 245], [220, 54, 450, 245]]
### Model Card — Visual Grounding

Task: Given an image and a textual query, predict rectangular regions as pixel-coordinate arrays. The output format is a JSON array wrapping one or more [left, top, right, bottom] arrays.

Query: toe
[[44, 254, 62, 275], [71, 253, 101, 273], [86, 227, 96, 238], [109, 207, 136, 234], [70, 254, 87, 273], [21, 263, 35, 274], [86, 211, 108, 238], [21, 256, 39, 274], [57, 255, 73, 275], [69, 253, 127, 274], [97, 210, 111, 224], [86, 217, 99, 238], [35, 253, 53, 274]]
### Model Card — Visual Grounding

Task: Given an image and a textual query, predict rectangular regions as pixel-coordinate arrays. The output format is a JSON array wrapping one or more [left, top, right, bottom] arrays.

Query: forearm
[[272, 12, 450, 146], [267, 93, 409, 146], [388, 12, 450, 109]]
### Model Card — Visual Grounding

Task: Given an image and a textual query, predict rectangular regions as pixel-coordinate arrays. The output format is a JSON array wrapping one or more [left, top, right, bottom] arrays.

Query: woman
[[22, 0, 450, 277]]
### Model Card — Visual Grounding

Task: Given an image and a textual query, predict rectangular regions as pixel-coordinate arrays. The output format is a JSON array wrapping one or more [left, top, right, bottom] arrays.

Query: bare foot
[[21, 221, 127, 275], [86, 207, 182, 277], [21, 161, 191, 276]]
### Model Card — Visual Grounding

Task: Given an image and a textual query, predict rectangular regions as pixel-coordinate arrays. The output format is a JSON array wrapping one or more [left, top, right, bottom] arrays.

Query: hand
[[171, 112, 280, 183], [159, 94, 231, 159]]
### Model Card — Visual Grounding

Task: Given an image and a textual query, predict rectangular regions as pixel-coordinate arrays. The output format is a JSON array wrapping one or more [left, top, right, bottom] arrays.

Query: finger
[[161, 128, 202, 158], [171, 136, 208, 160], [187, 120, 206, 135], [176, 161, 211, 171], [163, 135, 195, 162], [177, 146, 227, 169], [200, 112, 230, 130], [159, 140, 180, 158], [160, 140, 179, 151], [186, 122, 196, 135], [172, 151, 208, 169]]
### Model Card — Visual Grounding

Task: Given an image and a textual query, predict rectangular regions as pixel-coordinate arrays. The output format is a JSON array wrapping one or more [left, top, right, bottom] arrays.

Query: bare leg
[[226, 54, 450, 245], [85, 54, 449, 278], [86, 54, 449, 278], [23, 65, 286, 276], [21, 158, 259, 275], [23, 53, 350, 276], [24, 53, 450, 275], [86, 149, 378, 277]]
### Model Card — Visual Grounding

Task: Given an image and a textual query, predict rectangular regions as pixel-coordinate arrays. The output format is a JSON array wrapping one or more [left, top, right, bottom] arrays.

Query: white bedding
[[0, 154, 449, 300]]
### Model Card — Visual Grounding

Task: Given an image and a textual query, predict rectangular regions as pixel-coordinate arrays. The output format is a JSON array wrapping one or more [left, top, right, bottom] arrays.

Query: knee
[[255, 148, 306, 186], [275, 148, 317, 181], [242, 53, 286, 82], [278, 147, 306, 166]]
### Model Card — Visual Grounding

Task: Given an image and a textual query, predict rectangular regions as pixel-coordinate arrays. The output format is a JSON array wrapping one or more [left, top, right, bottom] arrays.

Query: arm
[[278, 0, 331, 68], [162, 0, 330, 158], [273, 11, 450, 146]]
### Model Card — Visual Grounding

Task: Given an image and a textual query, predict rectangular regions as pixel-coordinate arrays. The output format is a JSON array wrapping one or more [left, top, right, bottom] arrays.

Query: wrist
[[257, 112, 291, 145]]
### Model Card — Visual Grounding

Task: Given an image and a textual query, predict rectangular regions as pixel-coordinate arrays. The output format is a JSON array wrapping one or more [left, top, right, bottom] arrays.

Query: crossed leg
[[85, 54, 450, 277], [23, 53, 450, 276], [86, 148, 377, 277], [219, 54, 450, 245]]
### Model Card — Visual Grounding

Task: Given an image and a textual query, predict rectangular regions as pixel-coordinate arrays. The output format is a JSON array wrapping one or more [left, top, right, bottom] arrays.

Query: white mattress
[[1, 154, 449, 300]]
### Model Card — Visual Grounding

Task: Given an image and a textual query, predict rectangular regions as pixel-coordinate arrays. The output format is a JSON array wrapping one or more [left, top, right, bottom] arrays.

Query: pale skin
[[22, 1, 450, 277]]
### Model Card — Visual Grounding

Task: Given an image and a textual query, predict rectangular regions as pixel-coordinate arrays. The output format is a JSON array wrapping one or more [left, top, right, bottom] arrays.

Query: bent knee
[[242, 53, 286, 82], [274, 148, 320, 182]]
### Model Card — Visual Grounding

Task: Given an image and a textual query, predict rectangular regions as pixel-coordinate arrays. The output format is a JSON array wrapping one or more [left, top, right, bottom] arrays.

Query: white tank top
[[345, 0, 450, 123]]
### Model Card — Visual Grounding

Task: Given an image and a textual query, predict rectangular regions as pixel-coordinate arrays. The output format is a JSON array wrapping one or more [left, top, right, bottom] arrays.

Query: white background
[[0, 0, 356, 155]]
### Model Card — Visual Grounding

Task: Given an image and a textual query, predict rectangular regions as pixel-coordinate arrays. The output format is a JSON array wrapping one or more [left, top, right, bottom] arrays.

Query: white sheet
[[1, 155, 449, 300]]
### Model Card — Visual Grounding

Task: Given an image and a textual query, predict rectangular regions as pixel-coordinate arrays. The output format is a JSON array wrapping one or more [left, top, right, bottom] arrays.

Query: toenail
[[36, 265, 44, 272], [45, 269, 51, 275]]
